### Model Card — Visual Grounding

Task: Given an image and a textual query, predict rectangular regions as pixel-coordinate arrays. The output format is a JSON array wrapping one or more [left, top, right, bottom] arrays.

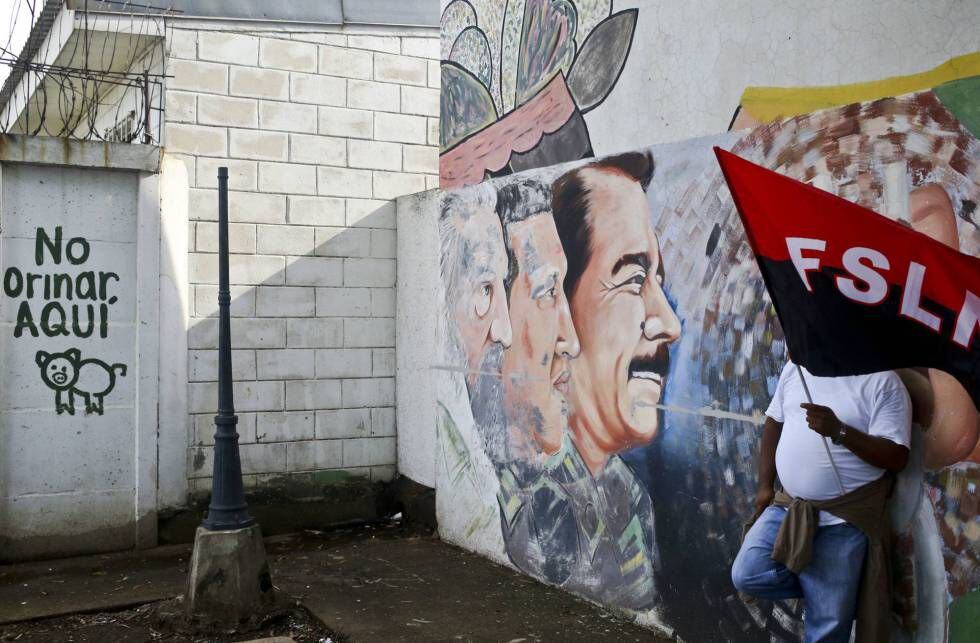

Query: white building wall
[[161, 23, 439, 497], [584, 0, 980, 155]]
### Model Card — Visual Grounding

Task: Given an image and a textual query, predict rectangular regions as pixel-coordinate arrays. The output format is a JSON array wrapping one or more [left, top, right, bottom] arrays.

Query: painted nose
[[642, 289, 681, 343], [555, 298, 580, 359], [489, 296, 513, 348]]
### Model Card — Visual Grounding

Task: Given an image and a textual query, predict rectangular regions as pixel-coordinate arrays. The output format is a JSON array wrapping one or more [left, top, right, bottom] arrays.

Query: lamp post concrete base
[[185, 525, 276, 625]]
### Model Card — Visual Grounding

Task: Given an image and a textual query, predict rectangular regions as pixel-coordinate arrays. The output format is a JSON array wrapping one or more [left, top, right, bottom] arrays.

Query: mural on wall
[[1, 225, 128, 416], [435, 81, 980, 640], [440, 0, 638, 189]]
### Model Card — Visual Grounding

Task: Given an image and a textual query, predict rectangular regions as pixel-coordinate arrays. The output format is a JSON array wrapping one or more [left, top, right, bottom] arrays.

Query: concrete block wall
[[163, 26, 439, 495]]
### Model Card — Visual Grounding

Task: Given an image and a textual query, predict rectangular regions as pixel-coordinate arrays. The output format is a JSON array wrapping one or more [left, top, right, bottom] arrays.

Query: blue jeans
[[731, 506, 868, 643]]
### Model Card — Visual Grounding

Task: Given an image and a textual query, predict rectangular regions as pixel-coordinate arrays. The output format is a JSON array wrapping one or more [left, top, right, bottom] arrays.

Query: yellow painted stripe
[[621, 550, 645, 574], [740, 52, 980, 123]]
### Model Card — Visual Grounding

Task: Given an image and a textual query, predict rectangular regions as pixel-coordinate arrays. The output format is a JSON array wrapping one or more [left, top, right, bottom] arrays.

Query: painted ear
[[66, 348, 81, 363], [35, 351, 49, 368]]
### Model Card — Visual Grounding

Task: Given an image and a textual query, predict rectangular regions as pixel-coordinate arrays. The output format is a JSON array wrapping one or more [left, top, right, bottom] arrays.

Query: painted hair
[[551, 151, 655, 300], [437, 182, 499, 381], [438, 182, 498, 297], [495, 178, 552, 292]]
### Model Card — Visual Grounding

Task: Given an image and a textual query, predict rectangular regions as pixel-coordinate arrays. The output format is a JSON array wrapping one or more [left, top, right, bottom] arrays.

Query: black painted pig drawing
[[35, 348, 127, 415]]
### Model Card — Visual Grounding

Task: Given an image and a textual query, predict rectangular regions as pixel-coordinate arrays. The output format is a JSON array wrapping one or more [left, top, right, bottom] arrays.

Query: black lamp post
[[202, 167, 254, 531], [185, 169, 271, 621]]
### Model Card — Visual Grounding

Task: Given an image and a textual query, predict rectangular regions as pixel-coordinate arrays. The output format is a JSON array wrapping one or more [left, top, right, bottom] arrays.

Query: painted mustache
[[628, 345, 670, 383]]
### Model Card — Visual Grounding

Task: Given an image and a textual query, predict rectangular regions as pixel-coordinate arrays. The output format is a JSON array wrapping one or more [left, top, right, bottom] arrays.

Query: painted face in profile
[[901, 182, 979, 466], [450, 205, 513, 389], [501, 213, 580, 457], [566, 169, 681, 467]]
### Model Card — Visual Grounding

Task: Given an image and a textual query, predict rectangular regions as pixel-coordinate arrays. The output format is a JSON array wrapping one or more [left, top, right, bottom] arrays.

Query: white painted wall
[[394, 191, 440, 487], [0, 161, 158, 561], [157, 155, 190, 510], [585, 0, 980, 155]]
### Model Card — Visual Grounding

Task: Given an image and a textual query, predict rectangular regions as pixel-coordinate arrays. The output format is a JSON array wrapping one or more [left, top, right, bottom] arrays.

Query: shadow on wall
[[182, 193, 399, 503]]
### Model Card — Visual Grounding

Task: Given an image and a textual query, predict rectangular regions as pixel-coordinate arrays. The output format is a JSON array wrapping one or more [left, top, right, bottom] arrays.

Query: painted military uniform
[[497, 435, 659, 612], [496, 439, 581, 585], [437, 402, 506, 553], [552, 442, 659, 611]]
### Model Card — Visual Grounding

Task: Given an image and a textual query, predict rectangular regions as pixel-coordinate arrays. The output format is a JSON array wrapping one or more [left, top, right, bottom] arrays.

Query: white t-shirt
[[766, 362, 912, 525]]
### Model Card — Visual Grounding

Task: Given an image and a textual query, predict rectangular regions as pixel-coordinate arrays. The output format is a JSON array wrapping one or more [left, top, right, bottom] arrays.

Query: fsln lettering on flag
[[714, 147, 980, 408]]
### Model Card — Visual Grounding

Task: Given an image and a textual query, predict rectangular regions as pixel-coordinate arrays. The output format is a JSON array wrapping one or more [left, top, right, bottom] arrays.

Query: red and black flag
[[714, 147, 980, 408]]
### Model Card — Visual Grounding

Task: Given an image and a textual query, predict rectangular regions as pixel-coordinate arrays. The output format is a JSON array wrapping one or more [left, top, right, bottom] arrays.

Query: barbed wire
[[0, 0, 179, 143]]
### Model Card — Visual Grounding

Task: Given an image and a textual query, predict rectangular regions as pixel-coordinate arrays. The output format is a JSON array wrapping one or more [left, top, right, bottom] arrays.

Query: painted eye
[[536, 286, 558, 309], [475, 283, 492, 317], [615, 273, 646, 291]]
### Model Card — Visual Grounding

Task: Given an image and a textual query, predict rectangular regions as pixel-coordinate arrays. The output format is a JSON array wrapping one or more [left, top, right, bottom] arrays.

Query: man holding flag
[[716, 147, 979, 643], [730, 362, 911, 642]]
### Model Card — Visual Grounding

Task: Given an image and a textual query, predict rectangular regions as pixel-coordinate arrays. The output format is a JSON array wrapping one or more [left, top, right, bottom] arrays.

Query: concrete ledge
[[159, 475, 435, 545], [67, 0, 440, 27], [159, 475, 392, 545], [0, 135, 161, 172]]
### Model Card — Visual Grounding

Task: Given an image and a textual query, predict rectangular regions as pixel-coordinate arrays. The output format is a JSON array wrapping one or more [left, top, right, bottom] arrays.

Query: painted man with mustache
[[552, 151, 682, 610]]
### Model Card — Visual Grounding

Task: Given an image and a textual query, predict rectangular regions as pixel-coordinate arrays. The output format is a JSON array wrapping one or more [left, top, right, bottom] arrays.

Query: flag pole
[[795, 364, 846, 496]]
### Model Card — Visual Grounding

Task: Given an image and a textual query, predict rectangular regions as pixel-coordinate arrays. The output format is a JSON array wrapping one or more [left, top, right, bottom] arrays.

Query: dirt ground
[[0, 602, 342, 642], [0, 522, 665, 642]]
